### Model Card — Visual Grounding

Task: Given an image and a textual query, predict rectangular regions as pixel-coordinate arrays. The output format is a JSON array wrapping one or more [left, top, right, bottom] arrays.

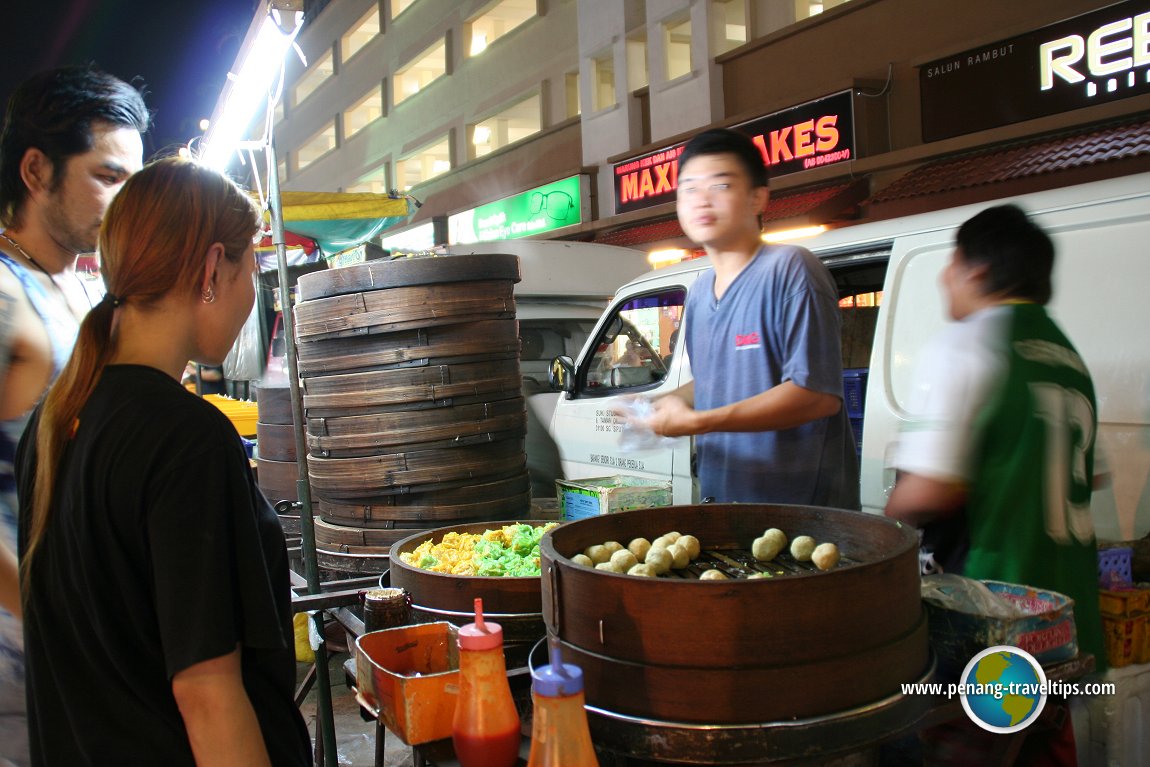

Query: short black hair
[[956, 204, 1054, 305], [677, 128, 768, 188], [0, 66, 150, 227]]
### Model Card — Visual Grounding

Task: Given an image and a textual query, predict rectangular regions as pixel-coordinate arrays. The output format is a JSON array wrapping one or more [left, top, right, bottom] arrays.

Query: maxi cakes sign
[[920, 0, 1150, 142], [612, 90, 856, 215]]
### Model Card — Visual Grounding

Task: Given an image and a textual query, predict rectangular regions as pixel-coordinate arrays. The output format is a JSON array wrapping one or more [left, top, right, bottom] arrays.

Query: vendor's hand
[[646, 395, 699, 437]]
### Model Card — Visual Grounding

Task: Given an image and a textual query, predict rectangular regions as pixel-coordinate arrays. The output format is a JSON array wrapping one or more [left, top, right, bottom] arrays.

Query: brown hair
[[21, 157, 261, 591]]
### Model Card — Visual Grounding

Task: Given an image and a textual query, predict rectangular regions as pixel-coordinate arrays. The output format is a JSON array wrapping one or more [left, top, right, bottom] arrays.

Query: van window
[[520, 319, 596, 393], [581, 289, 686, 394]]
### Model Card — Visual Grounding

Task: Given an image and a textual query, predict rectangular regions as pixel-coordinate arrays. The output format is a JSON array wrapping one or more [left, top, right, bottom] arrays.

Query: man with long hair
[[0, 66, 147, 766]]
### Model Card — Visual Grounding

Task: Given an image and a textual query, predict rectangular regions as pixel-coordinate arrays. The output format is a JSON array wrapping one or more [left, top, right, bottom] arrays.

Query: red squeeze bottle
[[452, 598, 521, 767]]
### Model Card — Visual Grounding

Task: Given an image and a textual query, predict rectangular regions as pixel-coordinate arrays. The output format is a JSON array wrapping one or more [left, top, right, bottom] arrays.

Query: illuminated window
[[274, 100, 285, 125], [712, 0, 747, 55], [344, 87, 384, 139], [796, 0, 851, 20], [392, 0, 417, 19], [664, 16, 692, 81], [342, 8, 379, 63], [565, 70, 581, 118], [838, 291, 884, 308], [467, 0, 535, 57], [396, 136, 451, 189], [469, 93, 541, 160], [394, 40, 447, 105], [591, 51, 616, 111], [627, 33, 648, 91], [292, 49, 334, 106], [294, 121, 337, 172], [346, 165, 389, 194]]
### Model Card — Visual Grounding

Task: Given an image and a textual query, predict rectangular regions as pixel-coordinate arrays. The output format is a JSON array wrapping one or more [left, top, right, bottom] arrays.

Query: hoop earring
[[201, 286, 216, 304]]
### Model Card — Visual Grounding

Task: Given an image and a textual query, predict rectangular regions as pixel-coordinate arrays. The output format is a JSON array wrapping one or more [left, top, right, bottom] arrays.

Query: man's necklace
[[0, 231, 92, 309]]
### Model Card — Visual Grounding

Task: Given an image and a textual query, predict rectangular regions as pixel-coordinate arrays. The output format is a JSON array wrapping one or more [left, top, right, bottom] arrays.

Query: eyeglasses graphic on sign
[[530, 190, 576, 222]]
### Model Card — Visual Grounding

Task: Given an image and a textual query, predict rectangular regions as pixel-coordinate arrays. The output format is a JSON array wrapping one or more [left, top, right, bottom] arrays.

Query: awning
[[266, 191, 414, 254], [868, 116, 1150, 216]]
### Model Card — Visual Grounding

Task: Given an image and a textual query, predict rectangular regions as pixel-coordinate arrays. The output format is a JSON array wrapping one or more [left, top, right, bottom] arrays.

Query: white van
[[548, 171, 1150, 545]]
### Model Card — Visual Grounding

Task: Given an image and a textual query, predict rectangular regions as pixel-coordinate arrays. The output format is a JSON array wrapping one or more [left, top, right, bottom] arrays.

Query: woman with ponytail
[[15, 158, 311, 766]]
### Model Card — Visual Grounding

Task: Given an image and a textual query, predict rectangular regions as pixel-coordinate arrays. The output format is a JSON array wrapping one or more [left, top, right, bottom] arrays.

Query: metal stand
[[267, 137, 338, 767]]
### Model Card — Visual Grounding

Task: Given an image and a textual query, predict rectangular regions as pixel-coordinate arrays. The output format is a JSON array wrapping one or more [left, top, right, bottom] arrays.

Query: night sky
[[1, 0, 262, 158]]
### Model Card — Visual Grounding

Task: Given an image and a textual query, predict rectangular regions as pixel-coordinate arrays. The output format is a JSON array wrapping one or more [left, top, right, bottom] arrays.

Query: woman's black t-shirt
[[17, 365, 311, 766]]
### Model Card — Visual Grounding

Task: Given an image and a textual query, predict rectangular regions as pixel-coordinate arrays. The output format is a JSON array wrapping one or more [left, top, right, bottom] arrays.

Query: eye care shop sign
[[448, 176, 584, 244], [920, 0, 1150, 141]]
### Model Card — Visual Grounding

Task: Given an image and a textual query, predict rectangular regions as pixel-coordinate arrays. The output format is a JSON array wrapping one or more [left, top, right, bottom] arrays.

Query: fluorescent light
[[762, 225, 826, 243], [201, 7, 303, 170], [648, 248, 687, 267]]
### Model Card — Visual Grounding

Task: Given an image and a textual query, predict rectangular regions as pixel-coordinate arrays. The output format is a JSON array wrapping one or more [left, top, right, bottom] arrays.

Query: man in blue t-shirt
[[640, 128, 858, 507]]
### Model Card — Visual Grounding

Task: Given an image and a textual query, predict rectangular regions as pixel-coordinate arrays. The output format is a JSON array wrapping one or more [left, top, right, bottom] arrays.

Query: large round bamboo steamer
[[294, 319, 520, 377], [306, 397, 527, 459], [316, 472, 531, 528], [294, 280, 514, 341], [295, 252, 520, 301], [301, 359, 522, 417], [540, 504, 929, 724]]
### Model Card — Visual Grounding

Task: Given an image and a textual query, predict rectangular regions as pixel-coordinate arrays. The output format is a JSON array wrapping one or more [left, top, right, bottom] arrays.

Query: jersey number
[[1030, 383, 1095, 545]]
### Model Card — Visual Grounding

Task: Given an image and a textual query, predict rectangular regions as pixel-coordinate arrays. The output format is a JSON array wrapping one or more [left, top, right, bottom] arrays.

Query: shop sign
[[380, 222, 436, 252], [920, 0, 1150, 142], [448, 176, 583, 244], [612, 90, 856, 215]]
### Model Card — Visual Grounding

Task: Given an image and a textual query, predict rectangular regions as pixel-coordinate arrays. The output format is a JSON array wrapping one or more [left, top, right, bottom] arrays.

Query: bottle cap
[[532, 639, 584, 697], [458, 597, 503, 650]]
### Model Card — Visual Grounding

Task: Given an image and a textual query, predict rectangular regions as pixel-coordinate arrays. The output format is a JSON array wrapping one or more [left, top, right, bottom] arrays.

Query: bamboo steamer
[[389, 519, 554, 667], [539, 504, 929, 724], [254, 384, 300, 505], [295, 253, 520, 301], [316, 473, 531, 528]]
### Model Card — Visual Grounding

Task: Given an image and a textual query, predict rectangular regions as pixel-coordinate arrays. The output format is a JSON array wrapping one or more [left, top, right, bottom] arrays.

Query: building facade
[[253, 0, 1150, 256]]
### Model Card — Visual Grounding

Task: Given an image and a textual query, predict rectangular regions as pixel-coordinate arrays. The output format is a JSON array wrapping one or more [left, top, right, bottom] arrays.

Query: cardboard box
[[555, 475, 672, 521], [354, 622, 459, 745]]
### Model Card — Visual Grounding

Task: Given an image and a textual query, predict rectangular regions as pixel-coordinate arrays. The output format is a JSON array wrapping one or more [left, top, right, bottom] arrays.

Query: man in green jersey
[[886, 204, 1104, 764]]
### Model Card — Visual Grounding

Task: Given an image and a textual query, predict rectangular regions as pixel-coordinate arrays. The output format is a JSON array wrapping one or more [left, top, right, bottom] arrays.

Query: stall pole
[[267, 138, 338, 767]]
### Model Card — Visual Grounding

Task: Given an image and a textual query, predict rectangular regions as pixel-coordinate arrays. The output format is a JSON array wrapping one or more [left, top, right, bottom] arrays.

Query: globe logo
[[959, 646, 1048, 733]]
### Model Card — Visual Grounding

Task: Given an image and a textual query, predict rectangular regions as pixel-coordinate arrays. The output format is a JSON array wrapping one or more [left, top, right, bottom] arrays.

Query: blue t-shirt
[[685, 244, 859, 507]]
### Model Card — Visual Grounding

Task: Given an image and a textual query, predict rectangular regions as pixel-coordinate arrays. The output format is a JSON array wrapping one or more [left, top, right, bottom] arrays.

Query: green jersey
[[897, 303, 1105, 668]]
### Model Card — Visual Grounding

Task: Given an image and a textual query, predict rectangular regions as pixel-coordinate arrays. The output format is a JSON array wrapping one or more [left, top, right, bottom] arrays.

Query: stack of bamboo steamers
[[290, 254, 531, 573]]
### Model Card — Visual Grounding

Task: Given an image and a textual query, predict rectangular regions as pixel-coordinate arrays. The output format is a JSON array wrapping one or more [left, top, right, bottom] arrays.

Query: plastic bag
[[615, 398, 680, 451], [223, 299, 265, 381], [920, 573, 1024, 618]]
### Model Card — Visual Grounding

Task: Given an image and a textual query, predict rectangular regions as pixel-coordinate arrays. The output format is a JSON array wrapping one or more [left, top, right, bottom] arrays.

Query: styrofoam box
[[1072, 661, 1150, 766]]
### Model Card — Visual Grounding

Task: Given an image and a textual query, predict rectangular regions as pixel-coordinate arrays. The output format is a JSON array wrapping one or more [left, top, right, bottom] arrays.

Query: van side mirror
[[549, 355, 575, 393]]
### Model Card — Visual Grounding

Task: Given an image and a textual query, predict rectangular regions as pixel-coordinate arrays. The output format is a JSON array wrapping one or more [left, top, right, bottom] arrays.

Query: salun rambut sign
[[920, 0, 1150, 142], [612, 90, 856, 215]]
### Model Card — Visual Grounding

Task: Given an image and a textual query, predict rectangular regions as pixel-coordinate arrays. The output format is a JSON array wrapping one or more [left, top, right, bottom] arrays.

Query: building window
[[664, 15, 692, 81], [392, 0, 417, 19], [565, 70, 581, 118], [342, 8, 379, 63], [796, 0, 851, 20], [274, 100, 285, 125], [591, 51, 616, 111], [626, 33, 648, 91], [344, 87, 384, 140], [396, 136, 451, 189], [467, 0, 536, 57], [294, 121, 337, 172], [346, 165, 389, 194], [292, 49, 334, 106], [712, 0, 747, 55], [278, 158, 288, 183], [469, 93, 541, 160], [394, 40, 447, 105]]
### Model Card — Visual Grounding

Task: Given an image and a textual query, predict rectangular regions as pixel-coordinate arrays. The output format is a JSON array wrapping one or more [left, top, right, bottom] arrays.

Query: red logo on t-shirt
[[735, 332, 761, 350]]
